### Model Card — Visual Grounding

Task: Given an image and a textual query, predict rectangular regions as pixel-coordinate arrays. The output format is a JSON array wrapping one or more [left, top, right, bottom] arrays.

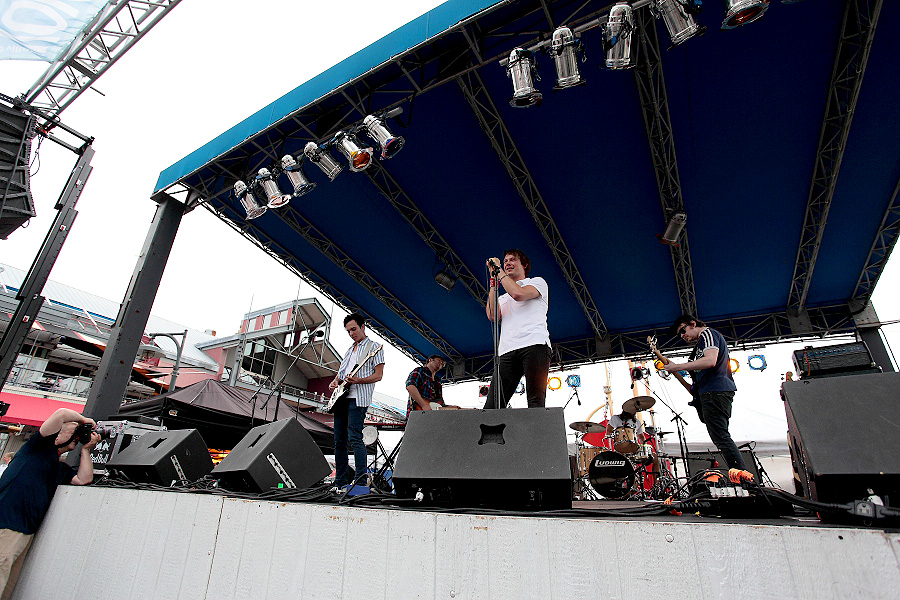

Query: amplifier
[[792, 342, 874, 378]]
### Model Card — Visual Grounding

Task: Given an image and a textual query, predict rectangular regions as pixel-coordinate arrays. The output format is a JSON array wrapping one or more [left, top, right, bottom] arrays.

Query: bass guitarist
[[328, 313, 385, 488]]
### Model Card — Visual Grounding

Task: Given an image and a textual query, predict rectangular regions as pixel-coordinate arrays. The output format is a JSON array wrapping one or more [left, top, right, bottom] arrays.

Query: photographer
[[0, 408, 100, 598]]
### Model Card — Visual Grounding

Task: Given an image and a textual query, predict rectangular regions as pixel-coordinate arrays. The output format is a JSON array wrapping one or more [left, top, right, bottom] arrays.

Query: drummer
[[606, 406, 660, 475]]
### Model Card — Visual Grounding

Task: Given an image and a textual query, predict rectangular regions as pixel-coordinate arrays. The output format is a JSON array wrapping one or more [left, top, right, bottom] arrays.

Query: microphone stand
[[488, 261, 506, 409], [249, 331, 325, 427], [644, 386, 689, 483], [563, 386, 581, 410]]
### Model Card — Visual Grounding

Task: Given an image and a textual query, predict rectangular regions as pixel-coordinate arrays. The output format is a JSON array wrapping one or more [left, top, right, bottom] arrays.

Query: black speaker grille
[[0, 102, 35, 239]]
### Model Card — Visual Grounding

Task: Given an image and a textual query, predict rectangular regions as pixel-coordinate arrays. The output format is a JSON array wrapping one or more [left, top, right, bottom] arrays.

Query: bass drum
[[587, 451, 636, 499]]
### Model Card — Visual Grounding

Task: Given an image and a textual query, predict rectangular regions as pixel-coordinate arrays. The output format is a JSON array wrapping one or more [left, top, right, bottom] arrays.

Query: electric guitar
[[647, 335, 693, 396], [324, 343, 383, 413]]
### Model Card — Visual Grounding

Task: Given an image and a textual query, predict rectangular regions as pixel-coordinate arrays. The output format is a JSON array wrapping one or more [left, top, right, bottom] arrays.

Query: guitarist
[[328, 313, 385, 488], [663, 314, 752, 482], [405, 355, 446, 417]]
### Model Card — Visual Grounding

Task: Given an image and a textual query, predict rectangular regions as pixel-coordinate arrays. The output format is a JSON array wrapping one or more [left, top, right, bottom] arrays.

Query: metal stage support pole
[[0, 145, 94, 388], [852, 301, 896, 373], [83, 193, 186, 420]]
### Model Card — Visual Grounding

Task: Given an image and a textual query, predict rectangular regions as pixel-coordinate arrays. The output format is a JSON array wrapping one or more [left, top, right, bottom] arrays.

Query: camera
[[73, 423, 115, 445]]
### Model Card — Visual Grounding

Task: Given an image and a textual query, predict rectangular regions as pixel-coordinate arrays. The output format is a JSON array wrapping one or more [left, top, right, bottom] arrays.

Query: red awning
[[0, 391, 85, 427]]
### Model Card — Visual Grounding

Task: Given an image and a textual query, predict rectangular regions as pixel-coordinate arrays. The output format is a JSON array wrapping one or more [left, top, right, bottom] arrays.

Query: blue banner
[[0, 0, 110, 61]]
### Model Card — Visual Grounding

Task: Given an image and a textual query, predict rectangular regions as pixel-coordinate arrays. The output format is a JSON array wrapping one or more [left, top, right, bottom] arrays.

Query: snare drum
[[613, 426, 639, 454]]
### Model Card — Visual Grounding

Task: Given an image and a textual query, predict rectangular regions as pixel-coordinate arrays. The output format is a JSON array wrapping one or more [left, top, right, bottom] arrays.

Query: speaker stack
[[105, 429, 213, 485], [782, 371, 900, 505], [393, 407, 572, 510], [0, 101, 36, 239]]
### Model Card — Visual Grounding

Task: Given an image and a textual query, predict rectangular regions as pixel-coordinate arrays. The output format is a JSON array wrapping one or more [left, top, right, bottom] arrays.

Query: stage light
[[630, 366, 651, 381], [748, 355, 767, 371], [333, 130, 373, 172], [729, 358, 740, 373], [516, 381, 525, 394], [506, 48, 542, 108], [548, 377, 562, 390], [722, 0, 769, 29], [434, 269, 457, 292], [548, 26, 585, 90], [566, 374, 581, 388], [363, 114, 405, 160], [603, 2, 637, 70], [303, 141, 343, 180], [651, 0, 706, 48], [233, 180, 267, 220], [254, 168, 290, 209], [478, 384, 490, 397], [658, 210, 687, 245], [281, 155, 316, 197]]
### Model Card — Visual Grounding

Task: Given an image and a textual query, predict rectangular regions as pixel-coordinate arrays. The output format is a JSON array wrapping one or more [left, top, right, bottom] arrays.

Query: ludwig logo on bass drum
[[594, 459, 626, 467]]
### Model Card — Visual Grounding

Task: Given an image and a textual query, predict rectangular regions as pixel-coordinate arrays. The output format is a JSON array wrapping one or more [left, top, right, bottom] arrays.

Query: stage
[[11, 486, 899, 599]]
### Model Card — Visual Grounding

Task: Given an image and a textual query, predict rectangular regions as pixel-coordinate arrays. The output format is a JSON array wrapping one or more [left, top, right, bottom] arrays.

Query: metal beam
[[364, 161, 487, 305], [633, 7, 697, 317], [24, 0, 183, 117], [850, 173, 900, 306], [787, 0, 883, 309], [455, 69, 609, 343]]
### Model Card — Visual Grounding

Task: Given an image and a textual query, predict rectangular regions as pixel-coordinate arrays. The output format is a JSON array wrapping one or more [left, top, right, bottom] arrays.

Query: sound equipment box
[[791, 342, 875, 378], [782, 371, 900, 505], [105, 429, 213, 485], [212, 417, 330, 492], [685, 449, 760, 481], [0, 101, 36, 240], [392, 407, 572, 510]]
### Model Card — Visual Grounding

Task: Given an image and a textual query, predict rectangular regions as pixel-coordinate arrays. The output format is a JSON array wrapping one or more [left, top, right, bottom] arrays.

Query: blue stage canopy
[[155, 0, 900, 381]]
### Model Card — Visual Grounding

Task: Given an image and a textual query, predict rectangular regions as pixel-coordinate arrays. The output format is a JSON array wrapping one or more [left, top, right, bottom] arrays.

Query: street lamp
[[148, 330, 188, 392]]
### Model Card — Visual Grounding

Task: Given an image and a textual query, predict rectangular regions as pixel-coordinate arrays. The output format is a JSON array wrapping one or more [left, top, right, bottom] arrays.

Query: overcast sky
[[2, 0, 898, 448]]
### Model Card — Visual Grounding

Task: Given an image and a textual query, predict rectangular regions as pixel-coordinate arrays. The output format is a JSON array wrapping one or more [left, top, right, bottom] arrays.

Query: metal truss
[[851, 173, 900, 307], [633, 7, 697, 317], [448, 304, 857, 382], [364, 161, 487, 304], [24, 0, 183, 117], [787, 0, 883, 310], [455, 69, 609, 342]]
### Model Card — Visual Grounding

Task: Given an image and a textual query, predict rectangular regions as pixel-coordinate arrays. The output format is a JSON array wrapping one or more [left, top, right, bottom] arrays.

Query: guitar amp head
[[792, 342, 876, 378]]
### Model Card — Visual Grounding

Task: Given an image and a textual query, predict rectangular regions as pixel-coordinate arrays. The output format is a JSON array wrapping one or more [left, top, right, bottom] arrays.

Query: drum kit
[[569, 397, 678, 501]]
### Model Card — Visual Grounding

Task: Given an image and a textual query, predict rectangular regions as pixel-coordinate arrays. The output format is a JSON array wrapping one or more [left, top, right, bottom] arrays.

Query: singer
[[484, 249, 551, 409]]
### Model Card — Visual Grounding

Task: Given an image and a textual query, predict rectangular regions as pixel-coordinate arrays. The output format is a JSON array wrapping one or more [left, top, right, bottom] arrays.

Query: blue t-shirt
[[688, 327, 737, 395], [0, 431, 77, 534]]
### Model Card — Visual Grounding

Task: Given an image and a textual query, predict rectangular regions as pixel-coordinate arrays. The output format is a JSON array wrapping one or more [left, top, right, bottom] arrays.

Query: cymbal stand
[[572, 432, 600, 500], [645, 386, 689, 484]]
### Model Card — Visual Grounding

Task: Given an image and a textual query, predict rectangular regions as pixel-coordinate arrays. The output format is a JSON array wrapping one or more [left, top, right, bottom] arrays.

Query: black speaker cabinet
[[782, 371, 900, 504], [105, 429, 212, 485], [393, 407, 572, 510], [0, 102, 35, 240], [685, 450, 760, 481], [212, 418, 330, 492]]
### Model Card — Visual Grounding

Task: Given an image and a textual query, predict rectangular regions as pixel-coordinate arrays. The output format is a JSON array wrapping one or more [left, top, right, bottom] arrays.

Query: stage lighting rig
[[548, 26, 586, 90], [651, 0, 706, 48], [602, 2, 637, 70], [506, 47, 542, 107], [254, 168, 290, 209], [658, 210, 687, 245], [303, 141, 343, 180], [722, 0, 769, 29], [363, 113, 405, 160], [233, 180, 267, 220], [332, 130, 373, 172], [281, 155, 317, 197], [566, 374, 581, 388], [434, 268, 457, 292]]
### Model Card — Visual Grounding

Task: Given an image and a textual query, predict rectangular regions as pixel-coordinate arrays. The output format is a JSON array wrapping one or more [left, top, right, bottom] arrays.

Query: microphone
[[487, 259, 502, 275]]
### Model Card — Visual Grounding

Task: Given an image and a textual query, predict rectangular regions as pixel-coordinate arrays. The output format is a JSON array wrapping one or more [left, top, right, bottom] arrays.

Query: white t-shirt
[[608, 414, 644, 436], [497, 276, 550, 356]]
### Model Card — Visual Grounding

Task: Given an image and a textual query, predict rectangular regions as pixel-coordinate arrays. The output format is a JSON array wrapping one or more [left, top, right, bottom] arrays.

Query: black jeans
[[484, 344, 551, 409], [697, 391, 746, 470]]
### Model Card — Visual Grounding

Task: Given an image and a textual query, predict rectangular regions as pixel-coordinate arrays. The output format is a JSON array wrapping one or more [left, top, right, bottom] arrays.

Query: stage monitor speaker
[[0, 101, 36, 240], [393, 407, 572, 510], [105, 429, 213, 485], [685, 449, 759, 481], [211, 417, 330, 492], [782, 371, 900, 504]]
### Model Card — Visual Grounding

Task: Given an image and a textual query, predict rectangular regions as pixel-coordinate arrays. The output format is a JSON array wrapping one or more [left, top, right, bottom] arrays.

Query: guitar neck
[[649, 341, 693, 395]]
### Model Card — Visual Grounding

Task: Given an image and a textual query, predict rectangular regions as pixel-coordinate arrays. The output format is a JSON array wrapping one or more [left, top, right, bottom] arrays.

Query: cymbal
[[656, 431, 673, 437], [568, 421, 605, 433], [622, 396, 655, 414]]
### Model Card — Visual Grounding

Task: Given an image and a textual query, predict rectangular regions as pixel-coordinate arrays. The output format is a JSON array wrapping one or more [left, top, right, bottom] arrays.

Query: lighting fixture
[[233, 180, 266, 220], [303, 141, 343, 180], [603, 2, 637, 70], [729, 358, 740, 373], [281, 155, 316, 197], [255, 168, 290, 209], [566, 374, 581, 388], [548, 26, 585, 90], [506, 47, 542, 108], [516, 381, 525, 394], [478, 384, 490, 397], [658, 210, 687, 245], [333, 130, 373, 172], [548, 376, 562, 390], [651, 0, 706, 48], [748, 355, 767, 371], [363, 114, 405, 159], [722, 0, 769, 29], [434, 268, 457, 292]]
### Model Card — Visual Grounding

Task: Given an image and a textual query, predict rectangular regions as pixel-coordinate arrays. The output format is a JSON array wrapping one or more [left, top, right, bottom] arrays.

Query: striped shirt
[[336, 336, 385, 408], [688, 327, 737, 395]]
